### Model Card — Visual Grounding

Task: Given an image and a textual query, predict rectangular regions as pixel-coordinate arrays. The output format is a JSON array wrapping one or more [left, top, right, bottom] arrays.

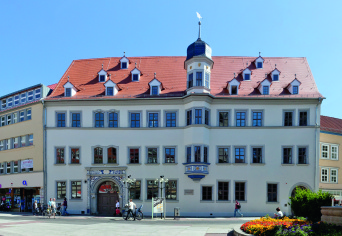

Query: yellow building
[[320, 115, 342, 205], [0, 84, 53, 212]]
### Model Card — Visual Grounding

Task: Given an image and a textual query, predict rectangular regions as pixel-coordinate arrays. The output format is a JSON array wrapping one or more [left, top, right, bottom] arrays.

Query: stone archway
[[288, 182, 312, 215], [97, 181, 119, 215]]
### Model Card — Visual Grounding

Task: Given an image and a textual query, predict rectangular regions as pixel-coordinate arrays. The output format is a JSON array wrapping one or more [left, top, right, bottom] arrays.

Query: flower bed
[[241, 217, 342, 236]]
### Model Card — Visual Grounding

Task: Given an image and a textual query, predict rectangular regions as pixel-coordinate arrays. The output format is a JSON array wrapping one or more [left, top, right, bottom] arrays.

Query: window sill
[[54, 163, 66, 166], [296, 164, 309, 166], [163, 163, 178, 165], [200, 200, 214, 203], [69, 163, 82, 165], [232, 163, 248, 165], [145, 163, 160, 165], [127, 163, 142, 166], [281, 164, 295, 166], [250, 163, 265, 166], [106, 163, 119, 166], [216, 200, 231, 203], [266, 201, 279, 204], [216, 163, 231, 165]]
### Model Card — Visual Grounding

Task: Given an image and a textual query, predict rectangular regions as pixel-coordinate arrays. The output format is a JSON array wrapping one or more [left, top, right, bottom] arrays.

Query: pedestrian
[[33, 200, 38, 216], [51, 198, 56, 219], [62, 198, 68, 216], [234, 200, 243, 217], [125, 199, 136, 221], [274, 207, 283, 218], [115, 200, 120, 216]]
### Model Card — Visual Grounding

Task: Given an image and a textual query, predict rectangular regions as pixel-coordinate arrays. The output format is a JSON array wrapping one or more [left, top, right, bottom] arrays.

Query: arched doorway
[[97, 181, 119, 215], [291, 185, 307, 198]]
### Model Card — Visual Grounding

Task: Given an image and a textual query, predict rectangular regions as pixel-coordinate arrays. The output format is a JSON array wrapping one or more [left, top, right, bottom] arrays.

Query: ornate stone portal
[[86, 167, 127, 214]]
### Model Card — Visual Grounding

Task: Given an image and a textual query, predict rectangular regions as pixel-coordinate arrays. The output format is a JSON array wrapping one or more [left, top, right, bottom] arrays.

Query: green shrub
[[289, 187, 332, 222]]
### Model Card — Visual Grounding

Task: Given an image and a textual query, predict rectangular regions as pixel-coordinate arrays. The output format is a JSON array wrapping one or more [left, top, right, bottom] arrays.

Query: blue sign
[[22, 180, 27, 186]]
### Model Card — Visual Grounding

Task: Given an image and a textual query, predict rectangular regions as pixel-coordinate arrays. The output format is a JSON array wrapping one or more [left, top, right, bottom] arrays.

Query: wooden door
[[97, 193, 118, 215]]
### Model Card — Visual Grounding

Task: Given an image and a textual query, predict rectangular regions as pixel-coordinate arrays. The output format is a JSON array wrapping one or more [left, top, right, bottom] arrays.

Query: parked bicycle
[[122, 204, 143, 221]]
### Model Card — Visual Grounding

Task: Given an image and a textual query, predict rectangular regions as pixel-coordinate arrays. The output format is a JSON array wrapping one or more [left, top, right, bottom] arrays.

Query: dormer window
[[273, 74, 279, 81], [263, 86, 269, 95], [228, 77, 240, 95], [152, 86, 158, 95], [242, 68, 251, 81], [131, 67, 141, 82], [65, 88, 71, 97], [98, 67, 107, 83], [287, 78, 301, 95], [257, 62, 263, 68], [64, 79, 77, 97], [231, 86, 238, 95], [121, 62, 127, 69], [133, 74, 139, 81], [104, 79, 119, 96], [107, 87, 114, 96], [254, 55, 264, 69], [120, 55, 129, 69], [293, 86, 298, 94], [149, 76, 163, 96], [99, 75, 106, 82], [271, 68, 280, 82]]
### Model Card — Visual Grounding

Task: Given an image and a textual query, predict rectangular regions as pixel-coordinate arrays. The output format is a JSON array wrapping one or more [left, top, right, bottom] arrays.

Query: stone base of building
[[321, 206, 342, 226]]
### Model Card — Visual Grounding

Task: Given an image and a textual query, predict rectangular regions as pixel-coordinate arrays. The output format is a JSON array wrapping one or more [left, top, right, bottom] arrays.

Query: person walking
[[115, 200, 120, 216], [33, 200, 38, 216], [125, 199, 136, 221], [62, 198, 68, 216], [51, 198, 56, 219], [234, 200, 243, 217]]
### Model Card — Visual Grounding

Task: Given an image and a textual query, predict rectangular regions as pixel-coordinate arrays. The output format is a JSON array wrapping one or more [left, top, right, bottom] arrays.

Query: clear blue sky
[[1, 0, 341, 118]]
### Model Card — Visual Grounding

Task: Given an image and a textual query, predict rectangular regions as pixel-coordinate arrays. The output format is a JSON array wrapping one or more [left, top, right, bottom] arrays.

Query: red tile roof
[[47, 56, 322, 99], [47, 83, 57, 90], [321, 116, 342, 135]]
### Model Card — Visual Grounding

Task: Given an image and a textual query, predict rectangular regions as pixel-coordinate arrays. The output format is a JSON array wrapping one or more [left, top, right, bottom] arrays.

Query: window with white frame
[[6, 162, 11, 174], [331, 146, 338, 160], [321, 168, 328, 182], [147, 148, 158, 164], [1, 116, 5, 126], [235, 147, 245, 163], [1, 100, 6, 109], [13, 112, 17, 124], [94, 147, 103, 164], [14, 95, 19, 105], [27, 91, 33, 101], [35, 88, 41, 99], [13, 137, 19, 149], [106, 87, 114, 96], [7, 114, 11, 125], [165, 112, 176, 127], [71, 148, 80, 164], [0, 140, 4, 151], [6, 139, 11, 150], [65, 88, 71, 97], [28, 134, 33, 146], [56, 148, 65, 164], [165, 147, 175, 163], [71, 181, 81, 199], [57, 182, 66, 199], [20, 136, 26, 147], [0, 163, 4, 174], [321, 145, 329, 159], [148, 112, 159, 128], [21, 93, 26, 103], [95, 112, 104, 128], [263, 86, 269, 95], [331, 169, 338, 183], [13, 161, 19, 173], [20, 110, 25, 122], [7, 97, 13, 107], [26, 109, 31, 120], [108, 112, 118, 128], [218, 147, 229, 163]]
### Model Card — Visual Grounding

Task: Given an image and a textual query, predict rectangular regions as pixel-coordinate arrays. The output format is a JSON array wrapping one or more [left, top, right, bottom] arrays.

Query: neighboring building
[[0, 84, 53, 212], [320, 115, 342, 205], [44, 22, 323, 216]]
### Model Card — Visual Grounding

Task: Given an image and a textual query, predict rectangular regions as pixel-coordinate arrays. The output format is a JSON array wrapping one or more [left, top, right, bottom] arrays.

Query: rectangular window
[[165, 180, 177, 200], [331, 146, 338, 160], [71, 181, 81, 199], [205, 72, 210, 88], [1, 116, 5, 126], [236, 112, 246, 127], [132, 74, 139, 81], [26, 109, 31, 120], [218, 148, 229, 163], [13, 161, 19, 173], [252, 148, 262, 163], [283, 147, 292, 164], [257, 62, 262, 68], [298, 147, 307, 164], [130, 113, 140, 128], [0, 140, 4, 151], [71, 148, 80, 164], [263, 86, 269, 95], [165, 148, 175, 163], [107, 147, 117, 164], [147, 148, 158, 164], [321, 168, 328, 182], [72, 113, 81, 127], [99, 75, 105, 82], [218, 182, 229, 200], [20, 136, 26, 147], [194, 146, 201, 162], [205, 110, 209, 125], [106, 87, 114, 96], [273, 74, 279, 81], [284, 112, 293, 126], [95, 112, 104, 128], [7, 97, 13, 107], [7, 162, 11, 174], [13, 137, 19, 149], [187, 147, 191, 163], [28, 134, 33, 146], [6, 139, 11, 150], [57, 182, 66, 199], [21, 93, 26, 104], [204, 147, 208, 163], [299, 111, 308, 126], [188, 73, 193, 88], [219, 112, 229, 127], [27, 91, 34, 101], [0, 163, 4, 174], [57, 113, 66, 127], [196, 72, 202, 86], [244, 74, 250, 80], [267, 184, 277, 202], [14, 95, 19, 105], [129, 148, 139, 164], [35, 88, 41, 99], [129, 180, 141, 200], [94, 147, 103, 164], [195, 109, 202, 124], [152, 86, 158, 95], [293, 86, 298, 94], [20, 111, 25, 122], [252, 112, 262, 126], [235, 148, 245, 163], [121, 62, 127, 69], [186, 110, 192, 126], [148, 113, 158, 128], [7, 114, 12, 125], [1, 100, 6, 109], [331, 169, 338, 183], [322, 145, 329, 159], [13, 113, 17, 124], [231, 86, 238, 95], [56, 148, 65, 164], [235, 182, 245, 201], [202, 186, 212, 201], [147, 180, 158, 200], [65, 88, 71, 97], [108, 112, 118, 128], [166, 112, 176, 127]]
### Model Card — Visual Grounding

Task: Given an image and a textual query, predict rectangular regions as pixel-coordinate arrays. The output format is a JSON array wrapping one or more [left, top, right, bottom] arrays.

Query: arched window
[[94, 147, 103, 164]]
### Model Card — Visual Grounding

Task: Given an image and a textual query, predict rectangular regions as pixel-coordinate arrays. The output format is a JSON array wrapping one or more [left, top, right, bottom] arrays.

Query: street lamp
[[154, 175, 168, 219], [122, 175, 136, 204]]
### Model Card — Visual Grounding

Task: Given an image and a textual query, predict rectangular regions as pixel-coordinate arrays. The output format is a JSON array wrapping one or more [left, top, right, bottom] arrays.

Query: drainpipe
[[314, 97, 323, 192], [42, 100, 47, 204]]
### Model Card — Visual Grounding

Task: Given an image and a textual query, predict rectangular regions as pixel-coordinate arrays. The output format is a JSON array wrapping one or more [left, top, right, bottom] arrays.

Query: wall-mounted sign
[[21, 159, 33, 169], [22, 180, 27, 186]]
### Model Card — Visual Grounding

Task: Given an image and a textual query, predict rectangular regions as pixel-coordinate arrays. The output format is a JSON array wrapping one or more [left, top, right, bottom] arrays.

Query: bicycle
[[122, 205, 143, 221]]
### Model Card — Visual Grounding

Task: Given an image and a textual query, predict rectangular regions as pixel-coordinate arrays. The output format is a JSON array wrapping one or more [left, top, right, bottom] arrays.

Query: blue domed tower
[[185, 15, 214, 94]]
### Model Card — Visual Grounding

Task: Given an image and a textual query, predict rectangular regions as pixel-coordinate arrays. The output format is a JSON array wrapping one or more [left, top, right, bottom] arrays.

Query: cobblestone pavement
[[0, 213, 256, 236]]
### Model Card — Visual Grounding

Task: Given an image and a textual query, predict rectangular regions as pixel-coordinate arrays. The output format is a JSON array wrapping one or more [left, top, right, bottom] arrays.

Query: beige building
[[0, 84, 52, 212], [320, 115, 342, 205]]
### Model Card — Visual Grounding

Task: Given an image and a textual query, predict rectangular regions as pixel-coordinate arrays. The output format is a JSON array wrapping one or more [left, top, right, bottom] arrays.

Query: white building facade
[[44, 28, 323, 216]]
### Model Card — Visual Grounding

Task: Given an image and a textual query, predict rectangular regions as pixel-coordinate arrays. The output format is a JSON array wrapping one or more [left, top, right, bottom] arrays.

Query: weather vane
[[196, 12, 202, 39]]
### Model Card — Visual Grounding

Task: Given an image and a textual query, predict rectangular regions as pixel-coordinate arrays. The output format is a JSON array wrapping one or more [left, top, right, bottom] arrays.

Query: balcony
[[183, 162, 210, 181]]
